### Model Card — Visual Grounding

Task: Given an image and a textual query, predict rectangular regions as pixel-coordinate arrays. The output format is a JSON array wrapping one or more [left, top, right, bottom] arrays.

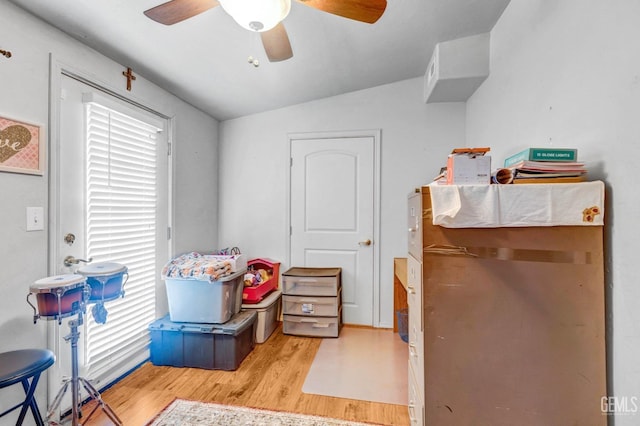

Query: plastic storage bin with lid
[[161, 252, 246, 323], [242, 289, 282, 343], [149, 310, 257, 370]]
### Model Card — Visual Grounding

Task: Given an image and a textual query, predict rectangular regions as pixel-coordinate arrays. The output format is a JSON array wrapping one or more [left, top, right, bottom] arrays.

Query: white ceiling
[[10, 0, 510, 121]]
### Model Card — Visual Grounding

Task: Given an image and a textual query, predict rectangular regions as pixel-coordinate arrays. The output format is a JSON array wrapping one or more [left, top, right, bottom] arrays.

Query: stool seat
[[0, 349, 55, 426], [0, 349, 55, 388]]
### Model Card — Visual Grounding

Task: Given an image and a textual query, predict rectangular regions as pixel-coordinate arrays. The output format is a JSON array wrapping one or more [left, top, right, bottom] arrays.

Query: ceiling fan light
[[220, 0, 291, 32]]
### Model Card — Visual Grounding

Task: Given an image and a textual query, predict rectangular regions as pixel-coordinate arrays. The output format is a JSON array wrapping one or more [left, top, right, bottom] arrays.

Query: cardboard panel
[[419, 187, 606, 426]]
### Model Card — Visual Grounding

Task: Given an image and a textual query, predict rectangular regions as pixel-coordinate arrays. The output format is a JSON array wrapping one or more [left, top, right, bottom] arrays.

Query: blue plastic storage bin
[[149, 310, 256, 370]]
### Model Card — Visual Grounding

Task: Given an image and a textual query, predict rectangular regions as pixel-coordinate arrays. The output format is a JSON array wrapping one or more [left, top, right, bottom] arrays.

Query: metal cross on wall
[[122, 67, 136, 91]]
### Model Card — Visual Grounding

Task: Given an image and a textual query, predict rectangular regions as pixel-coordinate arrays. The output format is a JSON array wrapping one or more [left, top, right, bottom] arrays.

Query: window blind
[[84, 101, 160, 381]]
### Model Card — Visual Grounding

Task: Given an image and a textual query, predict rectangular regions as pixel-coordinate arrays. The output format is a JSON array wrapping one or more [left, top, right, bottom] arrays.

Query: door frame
[[286, 130, 382, 327], [46, 56, 176, 403]]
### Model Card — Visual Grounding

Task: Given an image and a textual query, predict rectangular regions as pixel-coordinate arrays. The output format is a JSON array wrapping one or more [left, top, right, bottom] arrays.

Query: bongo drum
[[77, 262, 128, 304], [27, 274, 87, 323]]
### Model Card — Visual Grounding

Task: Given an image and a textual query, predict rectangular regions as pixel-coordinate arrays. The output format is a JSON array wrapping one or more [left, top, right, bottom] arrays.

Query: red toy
[[242, 258, 280, 304]]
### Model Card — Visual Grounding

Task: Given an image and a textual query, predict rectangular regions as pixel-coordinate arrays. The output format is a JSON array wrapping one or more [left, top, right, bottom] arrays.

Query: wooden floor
[[82, 324, 410, 426]]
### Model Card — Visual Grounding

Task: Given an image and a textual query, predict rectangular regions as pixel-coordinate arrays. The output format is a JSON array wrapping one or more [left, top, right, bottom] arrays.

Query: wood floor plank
[[81, 324, 410, 425]]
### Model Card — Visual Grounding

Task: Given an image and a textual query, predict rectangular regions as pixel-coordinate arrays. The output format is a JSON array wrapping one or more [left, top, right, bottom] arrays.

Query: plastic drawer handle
[[312, 323, 330, 328], [299, 299, 319, 303], [300, 319, 319, 323], [407, 286, 416, 294]]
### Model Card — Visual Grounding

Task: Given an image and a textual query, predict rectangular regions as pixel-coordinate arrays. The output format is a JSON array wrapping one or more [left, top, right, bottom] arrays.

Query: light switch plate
[[26, 207, 44, 231]]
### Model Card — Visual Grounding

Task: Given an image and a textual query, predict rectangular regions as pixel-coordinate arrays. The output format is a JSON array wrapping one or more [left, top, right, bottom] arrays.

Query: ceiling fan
[[144, 0, 387, 62]]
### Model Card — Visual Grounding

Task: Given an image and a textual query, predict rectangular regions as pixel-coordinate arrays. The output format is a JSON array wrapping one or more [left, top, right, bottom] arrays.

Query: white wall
[[218, 78, 466, 326], [172, 110, 220, 255], [0, 3, 218, 421], [466, 0, 640, 422]]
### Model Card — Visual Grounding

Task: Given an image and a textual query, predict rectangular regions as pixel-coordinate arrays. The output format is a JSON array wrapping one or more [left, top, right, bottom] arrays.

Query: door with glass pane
[[49, 74, 169, 407]]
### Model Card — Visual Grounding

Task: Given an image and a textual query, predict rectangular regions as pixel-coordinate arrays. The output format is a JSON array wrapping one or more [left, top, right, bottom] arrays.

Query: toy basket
[[242, 258, 280, 304]]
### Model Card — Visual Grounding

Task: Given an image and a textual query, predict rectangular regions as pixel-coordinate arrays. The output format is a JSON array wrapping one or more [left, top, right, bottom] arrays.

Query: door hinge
[[290, 157, 293, 167], [167, 226, 172, 240], [167, 142, 172, 156], [290, 226, 292, 235]]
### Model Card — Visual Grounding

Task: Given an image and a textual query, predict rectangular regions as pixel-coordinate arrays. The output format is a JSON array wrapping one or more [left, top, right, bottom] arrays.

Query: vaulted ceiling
[[10, 0, 510, 120]]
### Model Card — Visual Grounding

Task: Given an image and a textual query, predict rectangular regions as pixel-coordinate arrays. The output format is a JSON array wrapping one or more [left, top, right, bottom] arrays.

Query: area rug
[[302, 327, 408, 405], [146, 399, 378, 426]]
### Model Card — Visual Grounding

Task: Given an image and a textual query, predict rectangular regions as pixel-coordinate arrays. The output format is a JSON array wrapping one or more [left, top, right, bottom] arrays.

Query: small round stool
[[0, 349, 55, 426]]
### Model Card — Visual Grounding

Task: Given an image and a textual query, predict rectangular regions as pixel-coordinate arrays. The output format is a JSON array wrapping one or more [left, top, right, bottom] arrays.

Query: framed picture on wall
[[0, 115, 44, 175]]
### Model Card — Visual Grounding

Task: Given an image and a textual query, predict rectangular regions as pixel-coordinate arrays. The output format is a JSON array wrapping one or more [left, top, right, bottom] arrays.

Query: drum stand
[[47, 310, 122, 426]]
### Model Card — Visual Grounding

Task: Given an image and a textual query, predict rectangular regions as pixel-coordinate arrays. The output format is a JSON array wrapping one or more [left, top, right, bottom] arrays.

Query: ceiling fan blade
[[144, 0, 220, 25], [261, 23, 294, 62], [296, 0, 387, 24]]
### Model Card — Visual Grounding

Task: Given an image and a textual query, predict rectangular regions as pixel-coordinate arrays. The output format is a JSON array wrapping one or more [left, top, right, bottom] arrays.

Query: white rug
[[146, 399, 379, 426], [302, 327, 408, 405]]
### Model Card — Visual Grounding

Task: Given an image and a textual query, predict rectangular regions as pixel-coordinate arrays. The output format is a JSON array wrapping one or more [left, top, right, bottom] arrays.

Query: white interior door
[[290, 133, 378, 326], [47, 72, 169, 410]]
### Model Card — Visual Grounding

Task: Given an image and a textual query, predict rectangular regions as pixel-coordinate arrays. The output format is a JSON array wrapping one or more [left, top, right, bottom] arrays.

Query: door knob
[[359, 239, 372, 246]]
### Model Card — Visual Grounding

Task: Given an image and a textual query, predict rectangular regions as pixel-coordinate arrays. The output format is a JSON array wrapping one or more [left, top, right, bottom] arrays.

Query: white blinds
[[84, 101, 161, 381]]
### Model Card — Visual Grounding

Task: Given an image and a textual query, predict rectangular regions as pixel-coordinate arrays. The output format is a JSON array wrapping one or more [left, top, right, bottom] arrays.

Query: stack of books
[[503, 148, 586, 184]]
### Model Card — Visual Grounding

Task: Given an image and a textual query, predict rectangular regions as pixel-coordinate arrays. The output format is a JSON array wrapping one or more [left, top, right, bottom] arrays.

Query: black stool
[[0, 349, 55, 426]]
